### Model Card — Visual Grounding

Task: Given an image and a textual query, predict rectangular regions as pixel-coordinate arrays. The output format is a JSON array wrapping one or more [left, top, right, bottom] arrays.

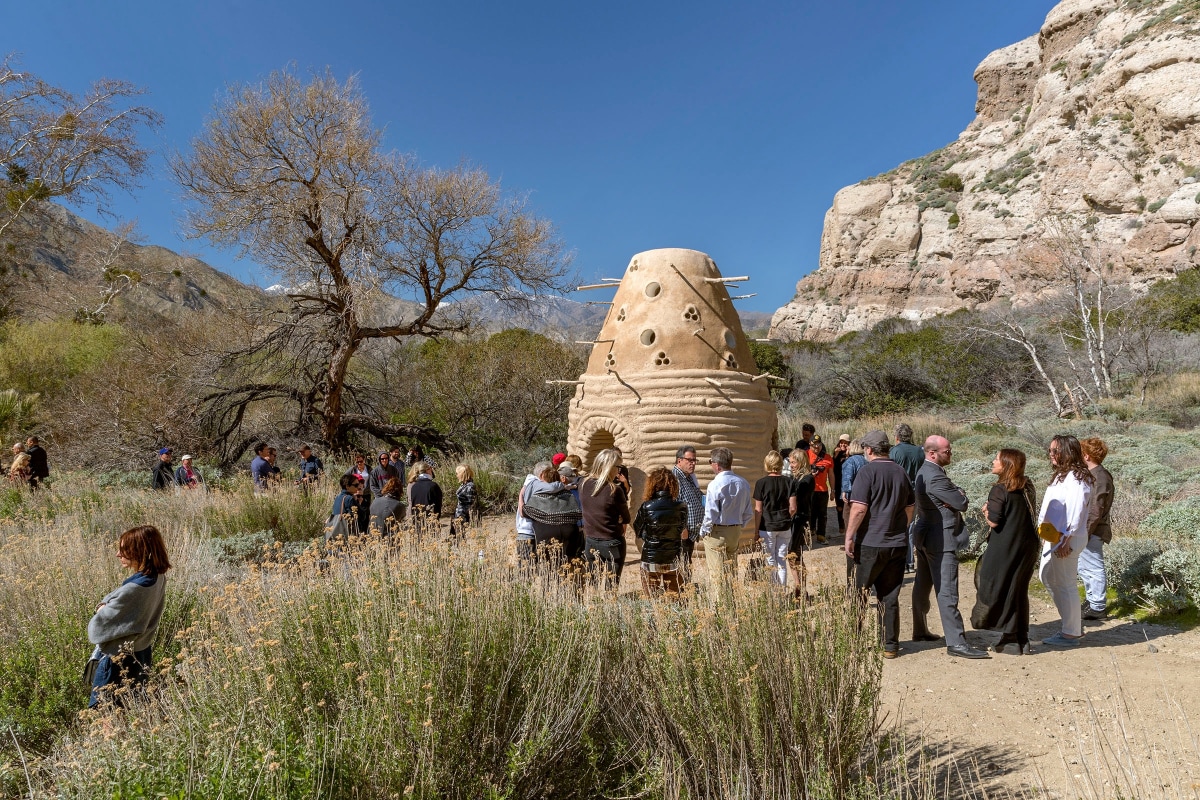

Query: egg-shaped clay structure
[[567, 248, 778, 546]]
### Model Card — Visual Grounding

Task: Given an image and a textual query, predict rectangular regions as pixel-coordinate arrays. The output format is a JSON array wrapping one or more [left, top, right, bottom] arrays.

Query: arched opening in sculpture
[[583, 428, 616, 472]]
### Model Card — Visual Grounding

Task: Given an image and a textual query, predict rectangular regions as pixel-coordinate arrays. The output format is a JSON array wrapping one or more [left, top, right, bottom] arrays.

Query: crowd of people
[[21, 418, 1120, 712], [494, 423, 1115, 661], [325, 443, 475, 542], [5, 436, 50, 488]]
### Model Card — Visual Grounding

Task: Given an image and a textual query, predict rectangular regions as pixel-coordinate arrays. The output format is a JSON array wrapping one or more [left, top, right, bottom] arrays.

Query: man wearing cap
[[174, 455, 204, 489], [299, 445, 325, 487], [832, 434, 851, 534], [912, 435, 988, 659], [152, 448, 175, 491], [845, 430, 914, 659]]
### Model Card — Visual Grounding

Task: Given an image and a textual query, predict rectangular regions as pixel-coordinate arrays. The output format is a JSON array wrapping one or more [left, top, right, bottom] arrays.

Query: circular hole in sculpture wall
[[644, 282, 661, 299], [640, 329, 657, 347], [723, 330, 737, 350]]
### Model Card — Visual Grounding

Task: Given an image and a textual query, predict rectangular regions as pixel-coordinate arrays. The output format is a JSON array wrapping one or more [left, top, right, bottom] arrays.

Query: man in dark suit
[[912, 435, 989, 659], [25, 436, 49, 489]]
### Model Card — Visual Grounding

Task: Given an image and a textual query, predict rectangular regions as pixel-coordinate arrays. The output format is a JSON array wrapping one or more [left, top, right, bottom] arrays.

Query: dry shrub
[[16, 500, 884, 799]]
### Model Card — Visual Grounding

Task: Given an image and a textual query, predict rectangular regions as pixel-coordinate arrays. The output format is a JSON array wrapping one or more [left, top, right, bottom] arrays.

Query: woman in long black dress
[[971, 448, 1040, 654]]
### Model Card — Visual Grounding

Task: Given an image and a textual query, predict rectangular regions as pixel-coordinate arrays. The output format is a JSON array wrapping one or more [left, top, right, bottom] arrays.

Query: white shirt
[[515, 474, 536, 539], [699, 469, 754, 537], [1038, 471, 1092, 551]]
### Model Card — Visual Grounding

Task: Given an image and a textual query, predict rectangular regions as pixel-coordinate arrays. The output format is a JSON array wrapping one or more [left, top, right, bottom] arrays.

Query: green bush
[[1143, 547, 1200, 612], [204, 480, 329, 543], [937, 172, 963, 192], [1139, 495, 1200, 538], [1106, 538, 1163, 607]]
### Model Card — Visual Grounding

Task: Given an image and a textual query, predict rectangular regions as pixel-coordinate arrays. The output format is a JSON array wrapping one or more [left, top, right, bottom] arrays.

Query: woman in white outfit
[[1037, 435, 1094, 648]]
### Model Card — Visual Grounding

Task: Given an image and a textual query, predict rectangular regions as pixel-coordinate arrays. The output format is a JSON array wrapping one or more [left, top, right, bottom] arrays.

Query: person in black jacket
[[633, 466, 688, 598], [407, 462, 443, 537], [151, 448, 175, 491], [788, 449, 815, 596], [25, 436, 49, 489]]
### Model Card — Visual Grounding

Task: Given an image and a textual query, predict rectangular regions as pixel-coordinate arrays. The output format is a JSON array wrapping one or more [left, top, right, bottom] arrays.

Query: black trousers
[[584, 536, 626, 588], [809, 491, 829, 541], [854, 544, 906, 651]]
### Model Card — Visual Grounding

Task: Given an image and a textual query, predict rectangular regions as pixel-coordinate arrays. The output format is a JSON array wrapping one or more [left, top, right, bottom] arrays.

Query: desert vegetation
[[0, 479, 908, 798]]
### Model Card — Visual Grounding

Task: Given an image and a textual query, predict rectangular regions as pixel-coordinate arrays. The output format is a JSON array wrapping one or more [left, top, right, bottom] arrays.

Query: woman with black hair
[[972, 448, 1039, 654]]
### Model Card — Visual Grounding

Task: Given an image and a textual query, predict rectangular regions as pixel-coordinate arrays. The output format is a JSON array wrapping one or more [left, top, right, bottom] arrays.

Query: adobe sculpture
[[566, 248, 778, 541]]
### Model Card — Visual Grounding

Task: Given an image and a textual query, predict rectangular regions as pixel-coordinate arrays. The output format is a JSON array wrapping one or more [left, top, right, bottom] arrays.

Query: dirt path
[[801, 536, 1200, 796], [479, 515, 1200, 794]]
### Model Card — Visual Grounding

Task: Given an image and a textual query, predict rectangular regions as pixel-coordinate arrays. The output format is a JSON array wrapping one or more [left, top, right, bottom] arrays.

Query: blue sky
[[8, 0, 1053, 313]]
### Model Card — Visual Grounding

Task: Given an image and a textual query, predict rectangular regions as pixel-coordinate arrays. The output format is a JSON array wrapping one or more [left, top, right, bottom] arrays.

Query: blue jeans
[[1077, 534, 1107, 611], [88, 646, 152, 708]]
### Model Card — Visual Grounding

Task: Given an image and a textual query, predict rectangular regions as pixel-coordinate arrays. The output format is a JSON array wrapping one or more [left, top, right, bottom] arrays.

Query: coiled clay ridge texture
[[567, 248, 778, 542]]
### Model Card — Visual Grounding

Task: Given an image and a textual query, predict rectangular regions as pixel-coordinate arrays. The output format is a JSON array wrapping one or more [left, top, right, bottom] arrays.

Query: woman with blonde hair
[[971, 449, 1039, 654], [633, 466, 687, 597], [8, 442, 31, 485], [578, 448, 631, 587], [451, 464, 477, 536], [753, 451, 796, 586]]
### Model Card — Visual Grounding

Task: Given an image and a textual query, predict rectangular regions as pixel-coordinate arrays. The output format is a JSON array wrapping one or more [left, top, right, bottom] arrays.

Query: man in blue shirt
[[699, 447, 753, 604], [249, 441, 271, 493], [298, 445, 324, 487]]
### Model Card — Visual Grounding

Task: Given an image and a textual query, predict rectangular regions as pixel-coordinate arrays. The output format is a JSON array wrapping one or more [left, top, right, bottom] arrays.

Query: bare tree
[[0, 56, 161, 243], [171, 68, 572, 456], [1036, 216, 1136, 400], [962, 310, 1066, 415]]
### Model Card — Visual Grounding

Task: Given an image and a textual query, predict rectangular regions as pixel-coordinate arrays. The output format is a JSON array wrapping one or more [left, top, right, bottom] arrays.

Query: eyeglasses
[[679, 457, 696, 463]]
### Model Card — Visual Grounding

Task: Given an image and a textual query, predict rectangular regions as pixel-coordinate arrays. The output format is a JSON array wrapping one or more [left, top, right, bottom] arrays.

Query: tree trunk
[[322, 339, 359, 449]]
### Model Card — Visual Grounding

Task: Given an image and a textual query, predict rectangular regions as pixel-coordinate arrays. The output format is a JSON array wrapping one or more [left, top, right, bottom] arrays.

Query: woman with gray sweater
[[87, 525, 171, 708]]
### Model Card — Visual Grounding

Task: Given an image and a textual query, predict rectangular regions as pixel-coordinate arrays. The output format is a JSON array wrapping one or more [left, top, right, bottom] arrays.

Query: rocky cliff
[[771, 0, 1200, 341]]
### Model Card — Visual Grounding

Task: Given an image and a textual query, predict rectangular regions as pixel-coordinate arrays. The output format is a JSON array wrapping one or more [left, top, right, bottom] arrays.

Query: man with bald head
[[912, 435, 988, 659]]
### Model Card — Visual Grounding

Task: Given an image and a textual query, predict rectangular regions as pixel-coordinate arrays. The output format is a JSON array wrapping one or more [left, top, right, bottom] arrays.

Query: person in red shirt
[[808, 437, 835, 544]]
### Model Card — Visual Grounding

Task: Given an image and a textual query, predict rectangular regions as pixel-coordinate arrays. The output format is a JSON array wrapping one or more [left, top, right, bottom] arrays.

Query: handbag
[[1023, 484, 1060, 545], [83, 656, 100, 688], [324, 512, 352, 544], [1037, 522, 1062, 546]]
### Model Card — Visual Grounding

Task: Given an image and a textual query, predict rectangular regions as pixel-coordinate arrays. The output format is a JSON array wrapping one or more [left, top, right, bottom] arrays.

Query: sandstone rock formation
[[567, 248, 776, 536], [771, 0, 1200, 341]]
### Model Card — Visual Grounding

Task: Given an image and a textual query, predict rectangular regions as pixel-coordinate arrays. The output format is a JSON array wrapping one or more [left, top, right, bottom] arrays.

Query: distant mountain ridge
[[10, 205, 774, 337]]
